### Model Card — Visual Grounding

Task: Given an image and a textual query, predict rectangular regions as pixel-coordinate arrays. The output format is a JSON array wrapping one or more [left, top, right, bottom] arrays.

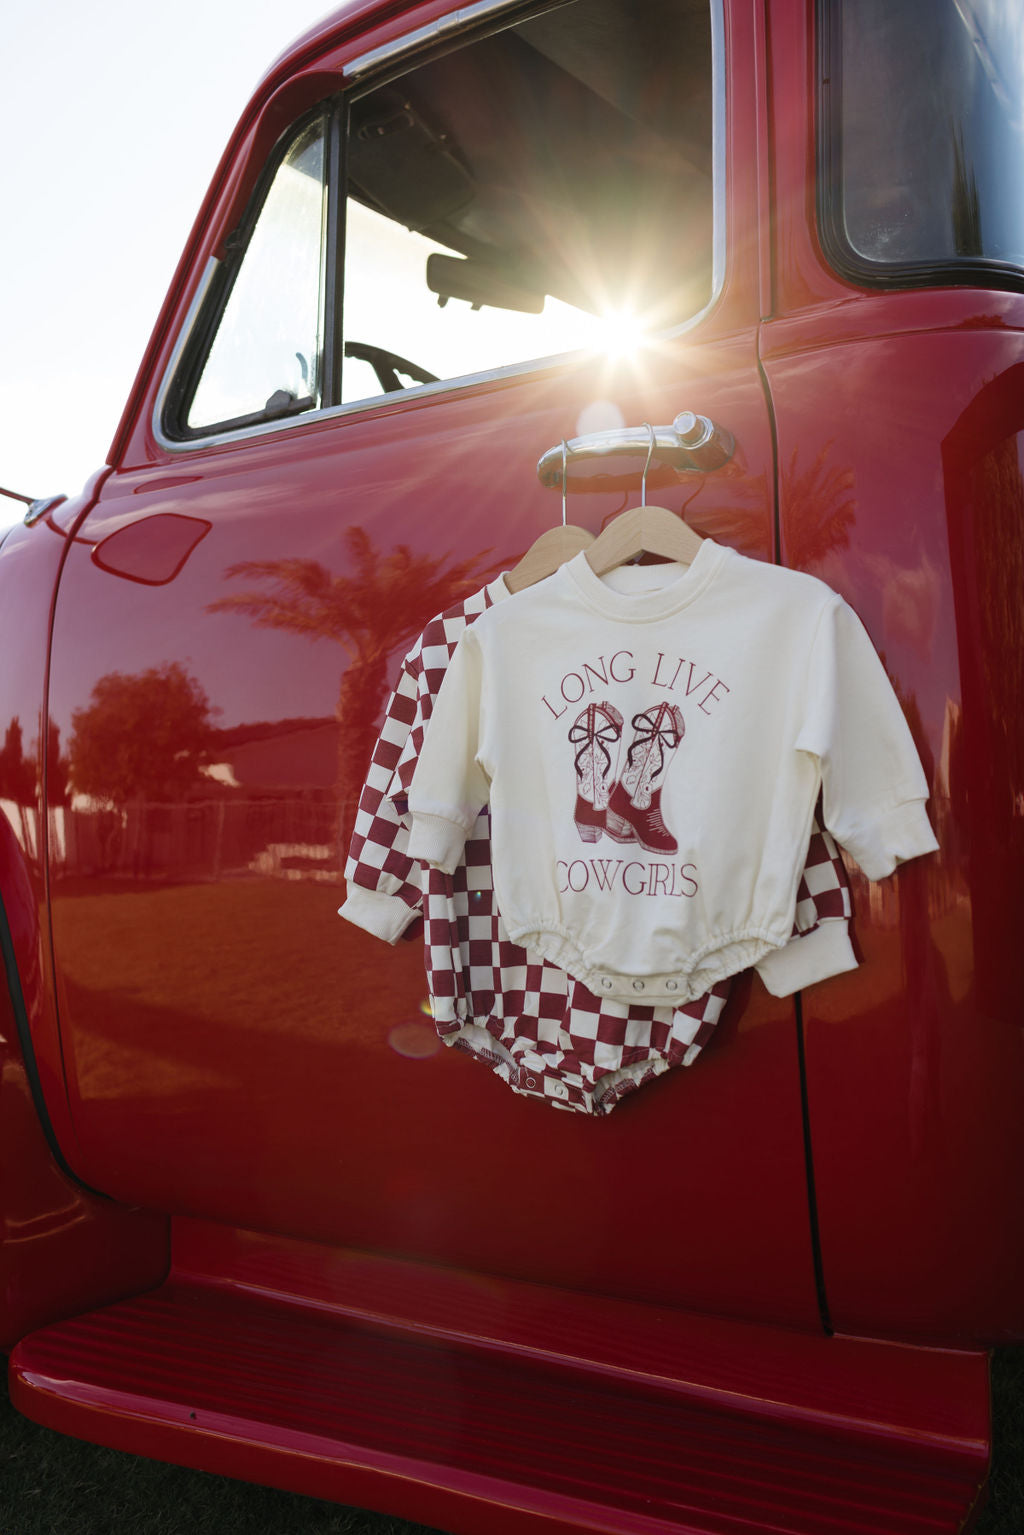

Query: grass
[[1, 1349, 1021, 1533], [977, 1347, 1024, 1534], [0, 1370, 441, 1535]]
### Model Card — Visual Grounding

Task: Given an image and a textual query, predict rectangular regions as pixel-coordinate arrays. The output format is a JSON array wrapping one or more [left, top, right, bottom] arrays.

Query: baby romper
[[341, 572, 853, 1115]]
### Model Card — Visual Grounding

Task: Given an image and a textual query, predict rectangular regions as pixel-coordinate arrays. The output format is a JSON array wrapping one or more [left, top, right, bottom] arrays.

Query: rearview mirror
[[426, 254, 545, 314]]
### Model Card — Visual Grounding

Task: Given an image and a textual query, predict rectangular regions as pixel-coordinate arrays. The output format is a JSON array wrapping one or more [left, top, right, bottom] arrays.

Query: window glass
[[188, 116, 328, 430], [341, 0, 715, 405], [341, 203, 604, 403], [824, 0, 1024, 281], [174, 0, 716, 435]]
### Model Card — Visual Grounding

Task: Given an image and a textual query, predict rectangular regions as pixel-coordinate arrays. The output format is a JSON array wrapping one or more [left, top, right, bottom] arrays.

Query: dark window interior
[[349, 0, 714, 324], [820, 0, 1024, 290]]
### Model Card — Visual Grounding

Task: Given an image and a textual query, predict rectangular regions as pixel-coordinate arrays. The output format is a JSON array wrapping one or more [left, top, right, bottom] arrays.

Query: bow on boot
[[568, 700, 624, 842], [606, 703, 685, 853]]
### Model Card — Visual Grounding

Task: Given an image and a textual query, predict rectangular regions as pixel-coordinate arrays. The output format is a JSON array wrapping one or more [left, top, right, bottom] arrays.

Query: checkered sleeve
[[340, 587, 495, 944], [755, 812, 856, 996], [407, 629, 492, 873], [339, 649, 425, 944], [391, 598, 484, 805]]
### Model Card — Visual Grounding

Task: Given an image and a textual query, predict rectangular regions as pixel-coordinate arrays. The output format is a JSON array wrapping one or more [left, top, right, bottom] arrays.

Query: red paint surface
[[0, 519, 80, 1161], [0, 519, 168, 1346], [762, 0, 1024, 1341]]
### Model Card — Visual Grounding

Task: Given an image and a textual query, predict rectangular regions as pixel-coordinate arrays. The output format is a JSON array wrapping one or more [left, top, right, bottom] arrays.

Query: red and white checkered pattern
[[792, 821, 852, 931], [423, 858, 730, 1113], [344, 583, 496, 921], [344, 581, 852, 1115]]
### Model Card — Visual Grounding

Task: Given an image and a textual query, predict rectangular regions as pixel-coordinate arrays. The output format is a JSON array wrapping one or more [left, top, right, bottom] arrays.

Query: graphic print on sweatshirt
[[572, 699, 686, 853], [543, 645, 731, 904]]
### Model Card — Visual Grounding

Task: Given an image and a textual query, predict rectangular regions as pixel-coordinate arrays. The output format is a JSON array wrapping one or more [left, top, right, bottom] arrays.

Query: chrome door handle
[[537, 413, 734, 485]]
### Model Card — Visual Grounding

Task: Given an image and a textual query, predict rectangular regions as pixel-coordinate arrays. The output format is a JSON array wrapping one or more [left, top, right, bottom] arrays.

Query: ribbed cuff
[[338, 887, 419, 944], [407, 812, 467, 873], [845, 800, 939, 881], [756, 919, 858, 997]]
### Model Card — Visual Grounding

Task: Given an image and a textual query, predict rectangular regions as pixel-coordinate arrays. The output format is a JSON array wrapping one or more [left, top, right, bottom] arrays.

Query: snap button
[[632, 979, 645, 992], [601, 978, 613, 991], [525, 1076, 537, 1089], [666, 979, 679, 992]]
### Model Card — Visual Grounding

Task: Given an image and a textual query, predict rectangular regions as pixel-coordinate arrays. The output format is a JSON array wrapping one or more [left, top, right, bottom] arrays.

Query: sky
[[0, 0, 340, 532]]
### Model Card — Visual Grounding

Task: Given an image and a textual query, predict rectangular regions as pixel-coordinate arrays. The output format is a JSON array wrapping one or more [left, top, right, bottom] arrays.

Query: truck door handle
[[537, 413, 734, 485]]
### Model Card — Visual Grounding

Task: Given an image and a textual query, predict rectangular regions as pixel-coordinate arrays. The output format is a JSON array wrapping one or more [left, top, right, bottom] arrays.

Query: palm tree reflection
[[208, 526, 496, 847]]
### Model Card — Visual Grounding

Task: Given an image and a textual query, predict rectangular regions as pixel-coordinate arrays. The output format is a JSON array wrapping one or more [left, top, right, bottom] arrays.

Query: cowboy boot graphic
[[606, 702, 685, 853], [568, 700, 623, 842]]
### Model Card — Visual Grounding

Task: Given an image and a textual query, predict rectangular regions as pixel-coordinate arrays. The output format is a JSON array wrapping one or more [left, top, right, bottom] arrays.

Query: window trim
[[816, 0, 1024, 296], [154, 0, 727, 455], [160, 101, 336, 442], [347, 0, 574, 83]]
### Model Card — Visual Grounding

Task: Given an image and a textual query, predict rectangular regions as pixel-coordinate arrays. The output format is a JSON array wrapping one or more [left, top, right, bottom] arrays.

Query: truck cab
[[2, 2, 1022, 1531]]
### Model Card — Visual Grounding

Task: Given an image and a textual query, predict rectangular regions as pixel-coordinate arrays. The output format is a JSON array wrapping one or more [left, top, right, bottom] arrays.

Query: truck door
[[44, 0, 820, 1327]]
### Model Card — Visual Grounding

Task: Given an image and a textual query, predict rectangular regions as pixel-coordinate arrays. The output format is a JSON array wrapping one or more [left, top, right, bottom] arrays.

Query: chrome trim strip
[[150, 257, 222, 447], [152, 0, 727, 458], [710, 0, 726, 299], [155, 344, 597, 455], [346, 0, 553, 79]]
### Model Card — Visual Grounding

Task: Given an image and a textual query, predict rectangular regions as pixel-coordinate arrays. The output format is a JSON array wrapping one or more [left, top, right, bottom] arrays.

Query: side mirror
[[426, 253, 545, 315]]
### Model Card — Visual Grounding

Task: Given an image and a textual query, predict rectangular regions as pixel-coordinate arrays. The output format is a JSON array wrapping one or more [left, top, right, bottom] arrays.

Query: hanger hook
[[560, 439, 569, 526], [640, 422, 656, 508]]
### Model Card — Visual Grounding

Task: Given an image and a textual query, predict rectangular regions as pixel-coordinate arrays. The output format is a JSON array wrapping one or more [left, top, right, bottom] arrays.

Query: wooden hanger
[[585, 423, 704, 577], [505, 524, 594, 592], [506, 440, 595, 593]]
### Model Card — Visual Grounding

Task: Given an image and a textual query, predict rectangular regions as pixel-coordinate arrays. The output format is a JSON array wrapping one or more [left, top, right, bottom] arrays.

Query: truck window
[[187, 113, 329, 432], [340, 0, 716, 405], [819, 0, 1024, 289], [167, 0, 717, 440]]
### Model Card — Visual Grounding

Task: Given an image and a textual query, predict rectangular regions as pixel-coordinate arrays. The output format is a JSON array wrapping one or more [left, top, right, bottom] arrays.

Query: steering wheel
[[344, 341, 438, 394]]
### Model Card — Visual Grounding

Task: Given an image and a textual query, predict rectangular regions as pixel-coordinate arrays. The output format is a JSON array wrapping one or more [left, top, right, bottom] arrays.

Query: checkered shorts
[[423, 846, 729, 1113], [344, 581, 852, 1115]]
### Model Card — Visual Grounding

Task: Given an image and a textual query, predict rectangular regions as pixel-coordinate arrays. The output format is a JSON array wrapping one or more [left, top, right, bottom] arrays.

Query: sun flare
[[595, 307, 651, 358]]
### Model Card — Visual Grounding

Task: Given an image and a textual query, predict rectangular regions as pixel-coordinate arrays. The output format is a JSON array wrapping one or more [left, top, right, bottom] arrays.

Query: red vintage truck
[[2, 1, 1021, 1531]]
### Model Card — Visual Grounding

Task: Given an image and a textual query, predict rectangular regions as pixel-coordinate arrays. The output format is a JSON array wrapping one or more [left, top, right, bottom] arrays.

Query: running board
[[10, 1220, 990, 1535]]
